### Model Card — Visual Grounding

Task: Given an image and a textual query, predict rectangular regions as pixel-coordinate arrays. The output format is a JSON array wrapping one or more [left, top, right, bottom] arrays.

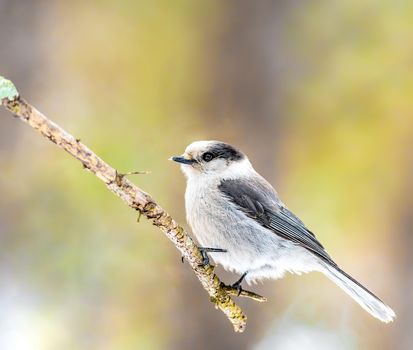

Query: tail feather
[[321, 263, 396, 323]]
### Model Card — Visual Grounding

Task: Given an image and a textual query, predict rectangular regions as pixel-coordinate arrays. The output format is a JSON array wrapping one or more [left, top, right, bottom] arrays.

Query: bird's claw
[[231, 272, 248, 296], [232, 283, 243, 296], [197, 246, 227, 267]]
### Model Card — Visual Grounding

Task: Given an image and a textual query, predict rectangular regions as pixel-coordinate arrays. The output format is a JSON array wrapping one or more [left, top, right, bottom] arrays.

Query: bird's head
[[170, 140, 251, 179]]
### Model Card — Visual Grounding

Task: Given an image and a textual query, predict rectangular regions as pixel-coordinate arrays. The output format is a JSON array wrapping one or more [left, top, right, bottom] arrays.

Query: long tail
[[321, 263, 396, 323]]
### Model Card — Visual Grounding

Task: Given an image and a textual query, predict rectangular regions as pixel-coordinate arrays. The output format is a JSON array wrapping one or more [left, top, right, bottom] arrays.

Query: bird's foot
[[197, 246, 227, 266], [231, 272, 248, 296]]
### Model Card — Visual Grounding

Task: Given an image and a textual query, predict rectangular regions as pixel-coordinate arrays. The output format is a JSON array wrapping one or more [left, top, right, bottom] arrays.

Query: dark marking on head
[[205, 142, 244, 162]]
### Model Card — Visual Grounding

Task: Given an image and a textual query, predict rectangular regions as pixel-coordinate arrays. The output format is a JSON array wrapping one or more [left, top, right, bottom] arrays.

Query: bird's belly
[[187, 195, 285, 275], [186, 192, 319, 282]]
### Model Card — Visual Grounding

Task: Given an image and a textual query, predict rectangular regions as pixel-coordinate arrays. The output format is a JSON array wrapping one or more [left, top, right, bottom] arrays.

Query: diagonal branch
[[0, 76, 266, 333]]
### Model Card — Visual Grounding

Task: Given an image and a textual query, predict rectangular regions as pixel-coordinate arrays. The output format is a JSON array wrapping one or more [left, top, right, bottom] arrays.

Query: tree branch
[[0, 76, 266, 333]]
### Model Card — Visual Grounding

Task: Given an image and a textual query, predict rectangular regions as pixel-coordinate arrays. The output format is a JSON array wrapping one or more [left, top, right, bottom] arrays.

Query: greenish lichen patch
[[0, 76, 19, 101]]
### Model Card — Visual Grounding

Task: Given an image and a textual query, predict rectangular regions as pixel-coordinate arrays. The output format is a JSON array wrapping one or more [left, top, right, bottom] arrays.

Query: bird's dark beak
[[169, 156, 196, 165]]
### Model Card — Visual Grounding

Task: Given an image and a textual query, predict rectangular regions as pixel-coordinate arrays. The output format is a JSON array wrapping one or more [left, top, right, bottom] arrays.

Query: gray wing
[[218, 177, 335, 265]]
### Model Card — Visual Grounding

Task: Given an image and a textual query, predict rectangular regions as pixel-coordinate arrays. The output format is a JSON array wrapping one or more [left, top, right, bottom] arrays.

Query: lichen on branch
[[0, 76, 19, 101]]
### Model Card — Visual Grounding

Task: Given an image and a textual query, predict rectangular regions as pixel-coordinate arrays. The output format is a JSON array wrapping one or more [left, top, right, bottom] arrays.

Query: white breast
[[184, 173, 276, 275], [184, 175, 218, 244]]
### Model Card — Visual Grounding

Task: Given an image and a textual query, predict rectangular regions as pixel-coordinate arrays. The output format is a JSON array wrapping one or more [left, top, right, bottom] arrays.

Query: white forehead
[[184, 140, 218, 154]]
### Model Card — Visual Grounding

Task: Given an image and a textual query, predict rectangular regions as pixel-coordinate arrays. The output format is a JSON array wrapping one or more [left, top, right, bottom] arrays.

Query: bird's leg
[[197, 246, 227, 266], [231, 272, 248, 296]]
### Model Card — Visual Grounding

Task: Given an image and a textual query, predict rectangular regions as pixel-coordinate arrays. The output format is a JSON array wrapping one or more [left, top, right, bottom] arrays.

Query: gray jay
[[171, 140, 395, 323]]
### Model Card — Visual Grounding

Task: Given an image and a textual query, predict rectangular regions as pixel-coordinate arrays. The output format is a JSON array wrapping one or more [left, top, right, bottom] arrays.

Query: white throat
[[181, 157, 255, 182]]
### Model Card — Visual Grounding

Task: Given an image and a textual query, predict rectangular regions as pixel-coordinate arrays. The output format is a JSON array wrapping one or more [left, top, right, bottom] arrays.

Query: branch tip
[[0, 76, 19, 102], [222, 284, 267, 302]]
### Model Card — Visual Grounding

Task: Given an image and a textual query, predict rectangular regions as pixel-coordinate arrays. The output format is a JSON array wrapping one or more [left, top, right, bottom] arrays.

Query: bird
[[170, 140, 395, 323]]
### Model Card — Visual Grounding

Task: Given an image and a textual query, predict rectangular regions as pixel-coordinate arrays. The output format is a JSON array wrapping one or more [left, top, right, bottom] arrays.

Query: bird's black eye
[[202, 152, 215, 162]]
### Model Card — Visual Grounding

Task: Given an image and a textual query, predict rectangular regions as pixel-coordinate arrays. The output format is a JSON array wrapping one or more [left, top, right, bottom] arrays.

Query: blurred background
[[0, 1, 412, 349]]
